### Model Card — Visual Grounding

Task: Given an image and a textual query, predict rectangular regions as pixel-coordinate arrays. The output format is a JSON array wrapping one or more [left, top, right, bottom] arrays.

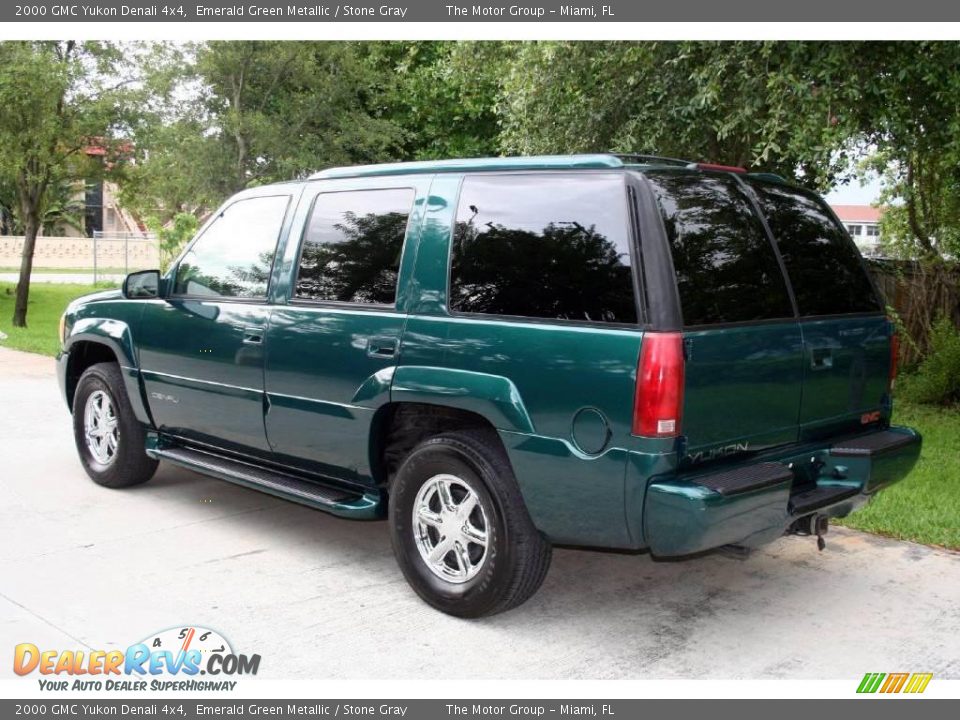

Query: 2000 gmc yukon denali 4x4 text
[[57, 154, 921, 617]]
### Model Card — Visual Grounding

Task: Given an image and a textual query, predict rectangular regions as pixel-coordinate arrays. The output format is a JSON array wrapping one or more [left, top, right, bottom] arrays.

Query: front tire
[[389, 429, 552, 617], [72, 362, 158, 488]]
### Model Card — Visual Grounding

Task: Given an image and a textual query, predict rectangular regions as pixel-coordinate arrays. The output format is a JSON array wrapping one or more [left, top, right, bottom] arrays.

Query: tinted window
[[748, 180, 881, 316], [174, 195, 289, 298], [646, 171, 793, 326], [295, 188, 414, 304], [450, 174, 637, 324]]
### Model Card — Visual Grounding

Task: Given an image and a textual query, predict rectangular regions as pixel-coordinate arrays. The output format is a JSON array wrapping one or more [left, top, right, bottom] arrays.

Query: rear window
[[449, 173, 637, 324], [646, 171, 793, 326], [747, 180, 882, 317]]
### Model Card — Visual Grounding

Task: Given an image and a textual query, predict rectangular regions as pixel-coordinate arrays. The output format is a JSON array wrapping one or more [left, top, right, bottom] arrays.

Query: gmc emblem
[[861, 410, 881, 424]]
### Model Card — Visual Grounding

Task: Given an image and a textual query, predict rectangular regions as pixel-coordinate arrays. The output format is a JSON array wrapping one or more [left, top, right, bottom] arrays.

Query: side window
[[747, 180, 882, 316], [174, 195, 289, 299], [646, 171, 793, 326], [449, 174, 637, 324], [295, 188, 414, 304]]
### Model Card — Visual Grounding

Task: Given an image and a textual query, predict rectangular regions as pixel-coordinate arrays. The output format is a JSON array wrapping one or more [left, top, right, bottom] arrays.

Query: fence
[[0, 233, 159, 282], [867, 259, 960, 363]]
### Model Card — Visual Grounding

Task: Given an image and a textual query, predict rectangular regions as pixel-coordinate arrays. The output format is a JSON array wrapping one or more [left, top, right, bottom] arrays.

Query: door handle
[[810, 347, 833, 370], [366, 338, 397, 358], [242, 327, 264, 345]]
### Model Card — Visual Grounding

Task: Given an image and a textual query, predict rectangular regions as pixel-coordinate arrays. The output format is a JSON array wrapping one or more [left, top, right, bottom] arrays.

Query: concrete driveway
[[1, 346, 958, 680]]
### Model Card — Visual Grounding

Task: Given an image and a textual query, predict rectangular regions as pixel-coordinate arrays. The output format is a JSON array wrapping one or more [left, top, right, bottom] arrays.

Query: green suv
[[57, 154, 921, 617]]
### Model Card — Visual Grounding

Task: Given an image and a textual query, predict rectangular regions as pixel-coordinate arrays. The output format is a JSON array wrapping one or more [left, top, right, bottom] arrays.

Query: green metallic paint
[[681, 321, 804, 460], [54, 157, 922, 557], [137, 299, 273, 454], [391, 366, 535, 434], [797, 316, 891, 441], [643, 425, 921, 556]]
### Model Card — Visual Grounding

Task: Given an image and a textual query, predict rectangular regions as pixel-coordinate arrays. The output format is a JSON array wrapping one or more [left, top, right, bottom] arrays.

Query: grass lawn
[[1, 284, 957, 550], [838, 401, 960, 550], [0, 281, 111, 356]]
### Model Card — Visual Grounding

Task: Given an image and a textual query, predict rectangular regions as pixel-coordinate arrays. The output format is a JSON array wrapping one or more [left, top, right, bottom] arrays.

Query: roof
[[310, 154, 626, 180], [831, 205, 884, 223]]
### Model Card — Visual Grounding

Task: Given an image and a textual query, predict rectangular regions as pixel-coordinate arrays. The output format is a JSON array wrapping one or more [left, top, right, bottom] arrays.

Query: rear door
[[262, 178, 427, 483], [643, 170, 804, 466], [746, 179, 890, 441]]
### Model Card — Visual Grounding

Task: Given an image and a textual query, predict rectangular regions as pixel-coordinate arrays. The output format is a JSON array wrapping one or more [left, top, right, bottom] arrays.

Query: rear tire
[[389, 428, 552, 617], [72, 362, 158, 488]]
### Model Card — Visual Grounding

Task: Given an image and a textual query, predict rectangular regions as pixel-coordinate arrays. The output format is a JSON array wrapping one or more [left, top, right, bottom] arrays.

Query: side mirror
[[122, 270, 161, 299]]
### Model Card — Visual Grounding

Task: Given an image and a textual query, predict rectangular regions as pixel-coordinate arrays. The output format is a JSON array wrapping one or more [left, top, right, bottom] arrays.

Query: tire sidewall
[[71, 363, 154, 487], [73, 369, 122, 476], [389, 438, 516, 616]]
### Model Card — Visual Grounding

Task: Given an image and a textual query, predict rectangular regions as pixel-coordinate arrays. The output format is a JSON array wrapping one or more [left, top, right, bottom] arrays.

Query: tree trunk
[[12, 210, 39, 328]]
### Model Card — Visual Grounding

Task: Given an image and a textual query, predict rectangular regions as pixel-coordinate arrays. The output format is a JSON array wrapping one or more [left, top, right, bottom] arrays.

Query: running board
[[149, 445, 383, 519]]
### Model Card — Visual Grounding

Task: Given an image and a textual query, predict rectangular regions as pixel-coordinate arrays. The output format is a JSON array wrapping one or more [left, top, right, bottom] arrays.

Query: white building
[[831, 205, 884, 258]]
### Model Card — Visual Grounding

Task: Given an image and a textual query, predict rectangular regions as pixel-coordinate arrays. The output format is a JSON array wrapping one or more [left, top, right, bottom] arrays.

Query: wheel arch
[[369, 401, 510, 489]]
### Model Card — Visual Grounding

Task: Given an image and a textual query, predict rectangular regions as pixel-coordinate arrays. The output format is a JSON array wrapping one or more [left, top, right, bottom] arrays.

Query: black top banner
[[5, 0, 960, 22]]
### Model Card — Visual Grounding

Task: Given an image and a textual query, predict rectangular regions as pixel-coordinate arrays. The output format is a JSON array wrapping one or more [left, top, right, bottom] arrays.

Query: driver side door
[[137, 193, 293, 455]]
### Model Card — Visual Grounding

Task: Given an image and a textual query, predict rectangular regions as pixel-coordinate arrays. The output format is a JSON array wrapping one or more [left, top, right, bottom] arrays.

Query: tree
[[124, 41, 408, 221], [0, 41, 136, 327], [498, 42, 867, 190], [363, 41, 506, 160]]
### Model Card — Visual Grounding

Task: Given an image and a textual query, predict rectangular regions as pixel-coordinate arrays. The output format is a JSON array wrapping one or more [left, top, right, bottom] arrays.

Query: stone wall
[[0, 235, 159, 270]]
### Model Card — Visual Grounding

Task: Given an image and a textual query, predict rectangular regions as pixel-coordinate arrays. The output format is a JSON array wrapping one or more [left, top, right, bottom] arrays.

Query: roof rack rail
[[611, 153, 693, 167]]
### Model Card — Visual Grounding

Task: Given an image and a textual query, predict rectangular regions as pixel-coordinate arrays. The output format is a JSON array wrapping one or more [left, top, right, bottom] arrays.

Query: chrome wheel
[[83, 390, 119, 466], [412, 473, 489, 584]]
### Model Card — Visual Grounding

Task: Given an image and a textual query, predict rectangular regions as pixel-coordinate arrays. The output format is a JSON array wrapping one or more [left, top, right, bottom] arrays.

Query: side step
[[832, 430, 916, 458], [693, 462, 794, 497], [789, 485, 858, 515], [151, 446, 383, 519]]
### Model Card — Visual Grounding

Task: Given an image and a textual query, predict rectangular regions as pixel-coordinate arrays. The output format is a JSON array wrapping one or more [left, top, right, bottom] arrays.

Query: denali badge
[[150, 391, 179, 404]]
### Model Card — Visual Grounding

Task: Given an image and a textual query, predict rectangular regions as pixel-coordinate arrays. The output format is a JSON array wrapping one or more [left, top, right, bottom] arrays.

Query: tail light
[[889, 329, 900, 392], [633, 332, 685, 438]]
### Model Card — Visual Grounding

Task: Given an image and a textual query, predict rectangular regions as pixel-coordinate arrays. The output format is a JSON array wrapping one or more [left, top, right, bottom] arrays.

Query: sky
[[825, 173, 883, 206]]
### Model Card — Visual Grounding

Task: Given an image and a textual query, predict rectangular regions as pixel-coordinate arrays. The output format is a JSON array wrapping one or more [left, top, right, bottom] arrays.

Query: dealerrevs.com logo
[[14, 626, 260, 692]]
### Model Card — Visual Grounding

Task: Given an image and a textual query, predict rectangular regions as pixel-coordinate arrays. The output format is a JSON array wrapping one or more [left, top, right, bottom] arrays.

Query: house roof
[[831, 205, 883, 223]]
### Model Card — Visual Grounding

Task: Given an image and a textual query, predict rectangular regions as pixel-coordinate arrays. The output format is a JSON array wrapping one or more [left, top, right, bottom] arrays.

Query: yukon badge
[[687, 442, 749, 465]]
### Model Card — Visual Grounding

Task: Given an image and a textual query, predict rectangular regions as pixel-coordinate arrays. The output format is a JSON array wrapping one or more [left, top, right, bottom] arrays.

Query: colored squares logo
[[857, 672, 933, 694]]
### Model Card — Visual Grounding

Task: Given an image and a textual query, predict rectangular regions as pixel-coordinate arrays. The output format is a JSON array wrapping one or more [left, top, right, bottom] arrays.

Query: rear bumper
[[642, 426, 921, 557]]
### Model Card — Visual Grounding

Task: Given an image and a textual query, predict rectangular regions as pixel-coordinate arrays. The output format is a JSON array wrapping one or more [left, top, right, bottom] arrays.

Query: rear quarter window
[[645, 171, 794, 327], [746, 180, 882, 316], [449, 173, 638, 325]]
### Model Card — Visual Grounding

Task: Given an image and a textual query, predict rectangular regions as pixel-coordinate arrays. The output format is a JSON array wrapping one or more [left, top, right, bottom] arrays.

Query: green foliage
[[124, 41, 408, 221], [498, 42, 865, 189], [0, 41, 140, 326], [149, 212, 199, 270], [898, 315, 960, 406], [364, 42, 505, 160], [839, 401, 960, 549]]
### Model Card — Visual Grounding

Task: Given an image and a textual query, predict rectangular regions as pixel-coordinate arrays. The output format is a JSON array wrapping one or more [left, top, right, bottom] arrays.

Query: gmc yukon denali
[[57, 154, 921, 616]]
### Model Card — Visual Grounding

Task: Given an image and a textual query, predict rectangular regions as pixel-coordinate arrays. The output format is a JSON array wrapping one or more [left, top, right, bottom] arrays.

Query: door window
[[746, 180, 882, 317], [646, 171, 794, 327], [295, 188, 415, 305], [174, 195, 290, 299], [449, 174, 637, 324]]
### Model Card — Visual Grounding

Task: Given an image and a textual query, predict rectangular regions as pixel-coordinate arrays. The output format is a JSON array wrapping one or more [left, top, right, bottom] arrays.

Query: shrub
[[898, 315, 960, 405]]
